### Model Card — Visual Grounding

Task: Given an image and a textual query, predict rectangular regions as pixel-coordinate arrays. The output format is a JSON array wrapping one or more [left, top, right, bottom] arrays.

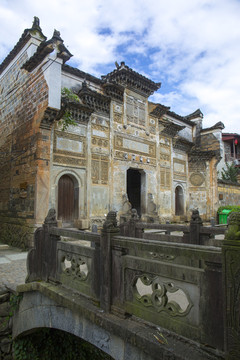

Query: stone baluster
[[26, 209, 60, 283], [100, 211, 120, 312], [189, 209, 203, 245]]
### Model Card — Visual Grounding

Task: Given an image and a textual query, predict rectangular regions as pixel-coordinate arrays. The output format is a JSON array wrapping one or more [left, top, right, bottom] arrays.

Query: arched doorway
[[58, 174, 79, 222], [175, 185, 184, 216]]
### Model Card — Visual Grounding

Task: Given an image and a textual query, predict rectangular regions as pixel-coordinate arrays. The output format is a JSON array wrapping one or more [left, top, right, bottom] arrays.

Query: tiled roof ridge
[[62, 64, 102, 85], [201, 121, 225, 133], [151, 103, 200, 127], [101, 61, 161, 96], [102, 61, 161, 88], [184, 109, 203, 120], [0, 17, 46, 75]]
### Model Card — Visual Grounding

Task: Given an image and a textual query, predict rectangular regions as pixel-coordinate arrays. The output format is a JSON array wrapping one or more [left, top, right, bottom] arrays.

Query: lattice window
[[126, 95, 146, 127], [91, 155, 109, 184], [160, 167, 171, 188]]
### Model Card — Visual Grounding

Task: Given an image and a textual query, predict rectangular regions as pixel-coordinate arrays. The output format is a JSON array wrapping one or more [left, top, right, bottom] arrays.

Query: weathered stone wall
[[0, 42, 49, 246], [218, 180, 240, 207]]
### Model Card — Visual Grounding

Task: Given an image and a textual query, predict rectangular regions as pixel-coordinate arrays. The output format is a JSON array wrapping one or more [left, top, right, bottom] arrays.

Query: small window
[[219, 194, 223, 200]]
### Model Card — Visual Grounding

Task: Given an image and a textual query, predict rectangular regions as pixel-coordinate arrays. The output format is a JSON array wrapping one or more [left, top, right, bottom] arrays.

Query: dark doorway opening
[[58, 174, 78, 222], [175, 186, 184, 215], [127, 169, 141, 216]]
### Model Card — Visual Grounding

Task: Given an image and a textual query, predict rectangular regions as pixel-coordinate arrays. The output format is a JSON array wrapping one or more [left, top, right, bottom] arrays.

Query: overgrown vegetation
[[59, 88, 80, 131], [221, 162, 239, 183], [13, 328, 113, 360], [217, 205, 240, 214]]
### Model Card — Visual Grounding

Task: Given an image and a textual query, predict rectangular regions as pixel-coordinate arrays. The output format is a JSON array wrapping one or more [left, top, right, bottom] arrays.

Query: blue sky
[[1, 0, 240, 133]]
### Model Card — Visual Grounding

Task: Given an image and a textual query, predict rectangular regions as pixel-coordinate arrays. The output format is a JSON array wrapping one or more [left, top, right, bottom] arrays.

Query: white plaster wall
[[178, 126, 193, 141], [43, 54, 63, 110], [91, 186, 109, 216]]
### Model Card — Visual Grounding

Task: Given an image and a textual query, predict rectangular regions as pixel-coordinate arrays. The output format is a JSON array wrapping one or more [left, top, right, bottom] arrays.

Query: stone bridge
[[12, 210, 240, 359]]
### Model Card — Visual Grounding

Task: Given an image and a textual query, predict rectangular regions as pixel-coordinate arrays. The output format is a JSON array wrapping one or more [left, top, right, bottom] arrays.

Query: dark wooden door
[[175, 186, 184, 215], [58, 175, 74, 221], [127, 169, 141, 216]]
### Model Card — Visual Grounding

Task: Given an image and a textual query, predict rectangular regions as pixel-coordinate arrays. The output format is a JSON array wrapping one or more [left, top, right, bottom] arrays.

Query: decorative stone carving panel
[[190, 172, 205, 187], [126, 95, 146, 127], [61, 253, 88, 281], [54, 131, 86, 157], [53, 155, 86, 167], [113, 104, 123, 124], [114, 135, 156, 157], [91, 155, 109, 184], [133, 274, 192, 317], [160, 166, 171, 188]]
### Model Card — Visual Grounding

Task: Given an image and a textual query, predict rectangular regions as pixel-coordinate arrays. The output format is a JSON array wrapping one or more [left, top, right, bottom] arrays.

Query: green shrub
[[217, 205, 240, 214]]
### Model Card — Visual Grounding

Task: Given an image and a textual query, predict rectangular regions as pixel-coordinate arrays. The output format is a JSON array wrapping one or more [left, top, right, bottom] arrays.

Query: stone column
[[222, 212, 240, 359]]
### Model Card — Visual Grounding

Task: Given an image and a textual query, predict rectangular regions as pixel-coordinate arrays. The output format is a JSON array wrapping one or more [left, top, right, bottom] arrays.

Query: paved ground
[[0, 244, 28, 291]]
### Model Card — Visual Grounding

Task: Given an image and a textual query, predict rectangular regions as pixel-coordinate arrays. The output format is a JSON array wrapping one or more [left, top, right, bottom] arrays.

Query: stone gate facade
[[0, 18, 226, 245]]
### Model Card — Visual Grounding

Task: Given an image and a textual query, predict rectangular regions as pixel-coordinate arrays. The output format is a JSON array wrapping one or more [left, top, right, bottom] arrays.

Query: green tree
[[221, 162, 239, 182]]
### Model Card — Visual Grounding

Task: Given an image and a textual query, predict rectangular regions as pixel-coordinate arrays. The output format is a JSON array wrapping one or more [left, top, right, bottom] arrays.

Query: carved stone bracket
[[78, 82, 111, 114], [40, 107, 59, 129]]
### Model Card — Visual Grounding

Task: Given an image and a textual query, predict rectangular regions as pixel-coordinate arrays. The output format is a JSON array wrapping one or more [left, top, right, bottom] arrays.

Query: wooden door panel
[[58, 175, 74, 221]]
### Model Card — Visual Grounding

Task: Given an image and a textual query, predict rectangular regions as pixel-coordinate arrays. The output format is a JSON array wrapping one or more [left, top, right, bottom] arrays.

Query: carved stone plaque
[[190, 172, 205, 186]]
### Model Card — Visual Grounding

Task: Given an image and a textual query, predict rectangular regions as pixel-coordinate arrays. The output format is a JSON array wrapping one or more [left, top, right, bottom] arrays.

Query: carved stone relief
[[114, 135, 156, 157], [53, 155, 86, 167], [126, 95, 146, 127], [133, 274, 193, 316], [190, 172, 205, 187], [148, 193, 158, 215], [54, 131, 86, 157], [92, 137, 109, 148], [91, 155, 109, 184], [61, 253, 89, 281], [113, 104, 123, 124], [160, 167, 171, 188]]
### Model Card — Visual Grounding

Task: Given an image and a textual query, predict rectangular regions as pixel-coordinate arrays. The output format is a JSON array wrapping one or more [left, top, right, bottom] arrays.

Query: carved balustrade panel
[[56, 241, 99, 301], [111, 235, 222, 347]]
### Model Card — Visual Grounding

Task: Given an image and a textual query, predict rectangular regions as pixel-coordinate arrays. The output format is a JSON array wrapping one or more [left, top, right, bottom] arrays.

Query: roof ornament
[[52, 29, 62, 41], [115, 61, 120, 69], [31, 16, 42, 32]]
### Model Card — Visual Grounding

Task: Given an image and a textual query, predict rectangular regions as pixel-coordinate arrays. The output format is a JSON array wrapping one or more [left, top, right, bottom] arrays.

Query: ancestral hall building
[[0, 18, 227, 235]]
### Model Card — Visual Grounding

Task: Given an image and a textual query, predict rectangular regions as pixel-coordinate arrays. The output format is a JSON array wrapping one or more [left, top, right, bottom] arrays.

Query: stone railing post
[[100, 211, 120, 312], [189, 209, 203, 245], [129, 208, 141, 238], [222, 212, 240, 359], [26, 209, 60, 283]]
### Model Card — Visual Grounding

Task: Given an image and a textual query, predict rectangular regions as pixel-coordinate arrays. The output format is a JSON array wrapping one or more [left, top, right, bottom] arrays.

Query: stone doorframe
[[51, 169, 85, 220]]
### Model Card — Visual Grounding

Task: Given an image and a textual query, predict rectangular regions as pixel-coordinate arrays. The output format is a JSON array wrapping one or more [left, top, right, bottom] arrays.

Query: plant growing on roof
[[59, 87, 80, 131]]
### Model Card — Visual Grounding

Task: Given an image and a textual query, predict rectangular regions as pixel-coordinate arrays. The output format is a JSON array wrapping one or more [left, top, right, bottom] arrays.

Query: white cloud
[[0, 0, 240, 133]]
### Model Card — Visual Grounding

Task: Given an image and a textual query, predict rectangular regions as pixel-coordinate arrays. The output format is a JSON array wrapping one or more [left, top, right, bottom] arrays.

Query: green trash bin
[[219, 209, 232, 224]]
